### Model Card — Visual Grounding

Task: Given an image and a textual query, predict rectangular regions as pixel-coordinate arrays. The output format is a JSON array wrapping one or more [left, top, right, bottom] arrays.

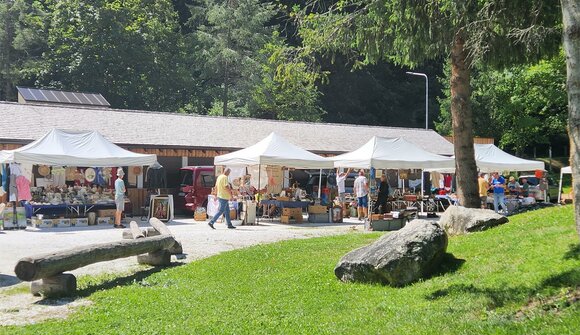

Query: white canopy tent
[[0, 129, 157, 167], [214, 132, 333, 169], [329, 136, 455, 214], [558, 166, 572, 204], [329, 136, 455, 169], [427, 144, 545, 173], [473, 144, 545, 172], [214, 132, 332, 223]]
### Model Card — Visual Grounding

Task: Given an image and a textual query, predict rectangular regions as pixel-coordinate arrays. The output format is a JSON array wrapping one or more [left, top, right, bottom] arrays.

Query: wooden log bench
[[14, 218, 183, 297]]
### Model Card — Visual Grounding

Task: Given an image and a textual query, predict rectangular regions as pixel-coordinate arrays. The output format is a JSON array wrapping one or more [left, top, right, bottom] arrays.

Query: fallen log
[[150, 218, 171, 235], [129, 221, 145, 239], [15, 235, 177, 281], [122, 227, 160, 239]]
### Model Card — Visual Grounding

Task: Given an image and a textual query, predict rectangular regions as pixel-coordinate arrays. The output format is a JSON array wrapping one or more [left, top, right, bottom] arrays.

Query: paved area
[[0, 216, 366, 289]]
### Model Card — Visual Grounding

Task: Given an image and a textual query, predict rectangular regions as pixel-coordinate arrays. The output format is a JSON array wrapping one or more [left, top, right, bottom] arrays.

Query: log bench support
[[30, 273, 77, 298]]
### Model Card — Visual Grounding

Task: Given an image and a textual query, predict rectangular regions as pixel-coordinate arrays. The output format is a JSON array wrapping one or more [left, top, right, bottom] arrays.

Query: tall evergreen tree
[[193, 0, 276, 117], [298, 0, 561, 207]]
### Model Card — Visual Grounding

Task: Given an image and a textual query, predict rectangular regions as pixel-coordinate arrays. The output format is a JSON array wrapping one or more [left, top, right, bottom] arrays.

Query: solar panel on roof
[[18, 87, 36, 101], [16, 87, 110, 107], [52, 90, 70, 103], [44, 90, 60, 103]]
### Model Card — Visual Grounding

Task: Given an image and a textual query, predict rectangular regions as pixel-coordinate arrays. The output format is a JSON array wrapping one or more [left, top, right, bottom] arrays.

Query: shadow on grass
[[0, 274, 21, 288], [74, 262, 185, 298], [426, 253, 466, 279], [426, 268, 580, 310], [563, 243, 580, 260]]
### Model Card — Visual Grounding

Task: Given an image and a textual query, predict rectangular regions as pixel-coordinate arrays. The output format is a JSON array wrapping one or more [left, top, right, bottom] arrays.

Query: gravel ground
[[0, 216, 365, 326]]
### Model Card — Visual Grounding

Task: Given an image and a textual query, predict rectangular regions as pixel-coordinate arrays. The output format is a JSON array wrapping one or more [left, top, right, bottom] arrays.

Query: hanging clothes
[[443, 174, 452, 188], [16, 175, 32, 201], [9, 163, 21, 202], [146, 163, 167, 189], [94, 167, 106, 186], [1, 164, 7, 194]]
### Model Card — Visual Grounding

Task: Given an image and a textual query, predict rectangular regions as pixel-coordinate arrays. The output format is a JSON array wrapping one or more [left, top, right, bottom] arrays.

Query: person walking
[[491, 172, 507, 214], [114, 168, 126, 228], [478, 172, 489, 209], [207, 168, 236, 229], [336, 168, 351, 215], [353, 169, 369, 220]]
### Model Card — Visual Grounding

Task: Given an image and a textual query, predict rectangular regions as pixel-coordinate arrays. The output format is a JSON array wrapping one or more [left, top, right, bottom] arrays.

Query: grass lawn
[[2, 206, 579, 334]]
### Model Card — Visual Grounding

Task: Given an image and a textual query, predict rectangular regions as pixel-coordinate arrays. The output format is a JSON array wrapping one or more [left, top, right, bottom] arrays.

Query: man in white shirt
[[336, 168, 351, 214], [353, 169, 369, 220]]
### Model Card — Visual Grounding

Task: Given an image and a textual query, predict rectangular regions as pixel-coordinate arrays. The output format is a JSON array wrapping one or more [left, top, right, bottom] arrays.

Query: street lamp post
[[406, 71, 429, 215], [406, 71, 428, 130]]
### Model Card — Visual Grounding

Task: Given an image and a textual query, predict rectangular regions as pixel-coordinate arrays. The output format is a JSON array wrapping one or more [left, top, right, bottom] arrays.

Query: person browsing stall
[[353, 169, 369, 220], [376, 174, 389, 214], [114, 168, 126, 228], [507, 176, 522, 196], [207, 168, 236, 230], [491, 172, 507, 214], [478, 172, 489, 209]]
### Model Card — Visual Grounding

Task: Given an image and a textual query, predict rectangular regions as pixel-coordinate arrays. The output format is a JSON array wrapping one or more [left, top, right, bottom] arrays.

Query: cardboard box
[[282, 208, 302, 217], [57, 218, 71, 227], [280, 215, 290, 224], [97, 209, 117, 217], [31, 218, 54, 228], [74, 218, 89, 227], [308, 205, 327, 214], [2, 208, 27, 229], [194, 212, 207, 221], [371, 214, 382, 221], [276, 196, 290, 201], [97, 217, 112, 225]]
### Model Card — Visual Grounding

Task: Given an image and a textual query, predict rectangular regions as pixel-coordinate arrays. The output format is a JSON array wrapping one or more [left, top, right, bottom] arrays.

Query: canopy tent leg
[[420, 169, 424, 214], [558, 169, 563, 204], [256, 164, 261, 224], [317, 168, 322, 200]]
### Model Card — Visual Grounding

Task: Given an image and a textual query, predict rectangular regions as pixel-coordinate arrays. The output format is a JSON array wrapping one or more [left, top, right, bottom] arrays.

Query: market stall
[[0, 129, 157, 227], [329, 136, 456, 225], [213, 132, 332, 224]]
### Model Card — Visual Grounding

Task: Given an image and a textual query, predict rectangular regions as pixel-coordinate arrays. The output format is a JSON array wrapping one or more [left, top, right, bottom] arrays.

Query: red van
[[177, 166, 215, 213]]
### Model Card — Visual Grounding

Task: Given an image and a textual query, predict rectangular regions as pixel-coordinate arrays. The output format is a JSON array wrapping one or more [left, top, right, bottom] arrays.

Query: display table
[[259, 200, 310, 210], [24, 203, 117, 219]]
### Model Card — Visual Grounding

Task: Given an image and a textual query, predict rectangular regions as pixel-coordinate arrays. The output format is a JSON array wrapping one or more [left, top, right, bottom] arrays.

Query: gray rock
[[439, 206, 508, 235], [335, 220, 448, 286]]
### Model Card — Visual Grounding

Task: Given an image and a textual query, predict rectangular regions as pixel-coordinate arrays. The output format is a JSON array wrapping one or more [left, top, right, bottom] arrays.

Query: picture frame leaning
[[150, 196, 170, 222]]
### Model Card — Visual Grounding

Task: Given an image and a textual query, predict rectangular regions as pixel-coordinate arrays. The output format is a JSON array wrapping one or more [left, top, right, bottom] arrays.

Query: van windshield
[[180, 170, 193, 186]]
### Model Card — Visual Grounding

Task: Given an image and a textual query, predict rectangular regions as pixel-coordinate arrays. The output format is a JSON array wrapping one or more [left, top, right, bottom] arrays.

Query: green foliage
[[0, 0, 48, 100], [436, 53, 568, 154], [39, 0, 194, 112], [251, 38, 325, 121], [192, 0, 277, 117], [2, 206, 579, 334]]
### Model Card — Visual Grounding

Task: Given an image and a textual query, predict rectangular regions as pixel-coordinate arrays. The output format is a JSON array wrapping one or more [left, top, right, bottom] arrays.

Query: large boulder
[[439, 206, 508, 235], [335, 220, 448, 286]]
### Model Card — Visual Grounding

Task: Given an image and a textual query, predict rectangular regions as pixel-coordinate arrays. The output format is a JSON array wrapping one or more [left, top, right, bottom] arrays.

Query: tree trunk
[[561, 0, 580, 240], [450, 33, 480, 208]]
